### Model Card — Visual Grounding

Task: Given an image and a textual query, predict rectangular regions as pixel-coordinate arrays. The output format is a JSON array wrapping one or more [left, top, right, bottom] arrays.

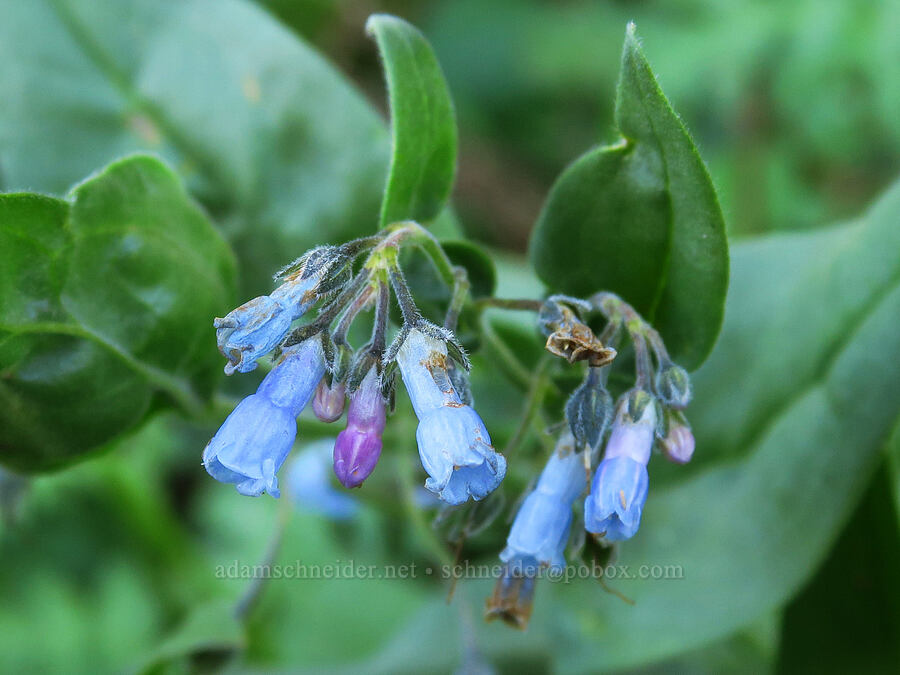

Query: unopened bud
[[565, 369, 613, 450], [312, 377, 345, 423], [659, 413, 695, 464], [333, 369, 386, 488], [655, 364, 692, 410]]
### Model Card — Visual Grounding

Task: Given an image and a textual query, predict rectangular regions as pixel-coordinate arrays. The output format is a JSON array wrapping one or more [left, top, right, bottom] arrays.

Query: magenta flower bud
[[660, 421, 695, 464], [333, 369, 386, 488], [313, 377, 346, 423]]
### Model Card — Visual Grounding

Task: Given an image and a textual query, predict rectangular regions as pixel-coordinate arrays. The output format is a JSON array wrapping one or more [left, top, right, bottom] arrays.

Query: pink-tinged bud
[[660, 423, 695, 464], [313, 378, 345, 423], [333, 370, 386, 488]]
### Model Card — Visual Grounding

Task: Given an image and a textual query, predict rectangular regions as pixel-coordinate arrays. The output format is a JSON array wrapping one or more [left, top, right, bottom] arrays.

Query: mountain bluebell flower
[[202, 394, 296, 497], [584, 391, 657, 541], [214, 275, 319, 375], [203, 338, 326, 497], [333, 369, 386, 488], [396, 329, 506, 505], [287, 439, 360, 520], [501, 433, 586, 572], [256, 338, 328, 414]]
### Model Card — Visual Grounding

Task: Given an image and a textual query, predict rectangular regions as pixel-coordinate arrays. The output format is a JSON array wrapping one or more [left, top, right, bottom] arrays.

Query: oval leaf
[[367, 14, 458, 227], [0, 155, 236, 472], [0, 0, 390, 294], [529, 23, 728, 369]]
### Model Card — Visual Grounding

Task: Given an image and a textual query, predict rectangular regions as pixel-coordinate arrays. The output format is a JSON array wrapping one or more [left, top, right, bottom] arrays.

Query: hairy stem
[[444, 267, 471, 331], [388, 265, 423, 325], [476, 297, 543, 312]]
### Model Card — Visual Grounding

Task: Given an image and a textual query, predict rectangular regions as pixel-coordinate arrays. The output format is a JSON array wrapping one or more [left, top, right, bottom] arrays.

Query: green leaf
[[0, 0, 390, 293], [367, 14, 458, 228], [136, 599, 244, 674], [441, 240, 496, 299], [777, 465, 900, 673], [542, 177, 900, 670], [528, 23, 728, 369], [889, 422, 900, 525], [0, 155, 235, 473]]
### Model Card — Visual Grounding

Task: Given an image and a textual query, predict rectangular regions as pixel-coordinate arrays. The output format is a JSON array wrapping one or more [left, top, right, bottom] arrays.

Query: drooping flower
[[287, 439, 359, 520], [203, 394, 296, 497], [333, 368, 386, 488], [214, 275, 319, 375], [255, 338, 328, 415], [203, 338, 326, 497], [501, 432, 585, 573], [396, 329, 506, 505], [584, 390, 657, 541]]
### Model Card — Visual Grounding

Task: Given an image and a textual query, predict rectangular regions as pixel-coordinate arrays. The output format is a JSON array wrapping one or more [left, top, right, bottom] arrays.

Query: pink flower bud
[[660, 423, 695, 464], [333, 370, 386, 488], [312, 377, 345, 423]]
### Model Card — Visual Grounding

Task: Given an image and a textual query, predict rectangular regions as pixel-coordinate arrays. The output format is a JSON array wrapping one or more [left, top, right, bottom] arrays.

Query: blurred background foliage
[[262, 0, 900, 247], [1, 0, 898, 673]]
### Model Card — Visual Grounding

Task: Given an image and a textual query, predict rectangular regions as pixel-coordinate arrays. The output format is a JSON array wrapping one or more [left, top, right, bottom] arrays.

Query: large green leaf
[[541, 178, 900, 670], [529, 23, 728, 370], [367, 14, 458, 228], [0, 0, 389, 292], [777, 465, 900, 672], [0, 155, 235, 472], [889, 422, 900, 524]]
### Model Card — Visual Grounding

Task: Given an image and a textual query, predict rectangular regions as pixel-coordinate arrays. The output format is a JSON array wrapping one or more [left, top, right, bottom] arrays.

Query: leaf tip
[[623, 21, 642, 52], [364, 13, 381, 36], [365, 13, 402, 38]]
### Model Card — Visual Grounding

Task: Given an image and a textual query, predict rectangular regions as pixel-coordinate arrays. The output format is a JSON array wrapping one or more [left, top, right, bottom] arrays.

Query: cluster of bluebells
[[203, 225, 506, 508], [201, 228, 694, 631], [487, 294, 695, 628]]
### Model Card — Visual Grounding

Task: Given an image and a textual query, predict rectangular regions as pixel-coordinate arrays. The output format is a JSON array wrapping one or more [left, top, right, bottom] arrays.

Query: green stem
[[399, 451, 454, 568], [444, 267, 471, 331], [332, 283, 374, 347], [503, 355, 552, 457], [389, 265, 423, 325], [632, 332, 653, 390], [398, 221, 458, 289], [479, 315, 532, 390], [475, 297, 543, 312], [234, 498, 293, 621]]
